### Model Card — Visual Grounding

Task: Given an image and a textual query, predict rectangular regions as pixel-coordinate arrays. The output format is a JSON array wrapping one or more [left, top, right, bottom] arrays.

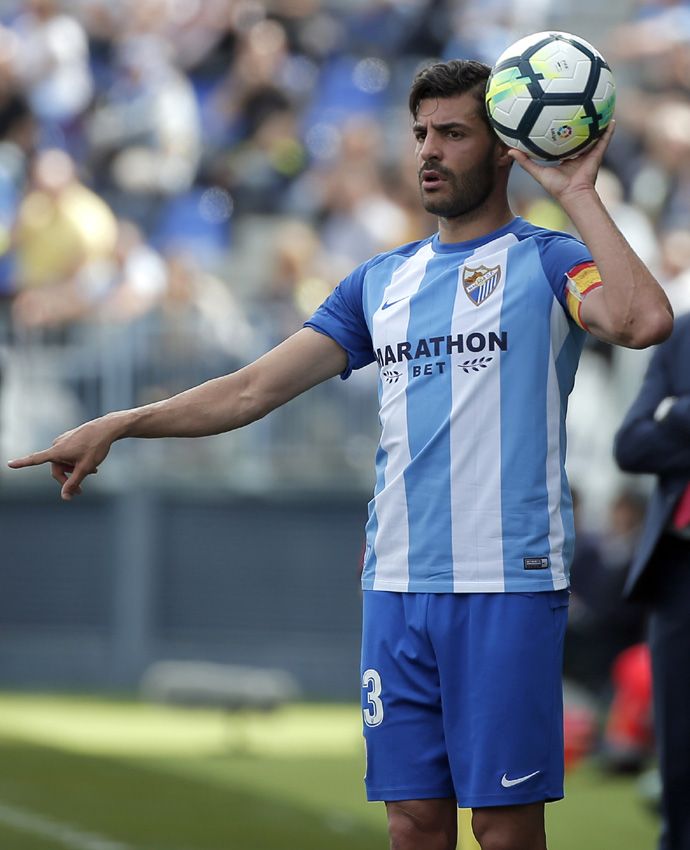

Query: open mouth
[[421, 169, 445, 189]]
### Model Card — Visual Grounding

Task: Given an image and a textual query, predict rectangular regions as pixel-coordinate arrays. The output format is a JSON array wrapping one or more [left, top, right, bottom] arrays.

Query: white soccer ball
[[485, 31, 616, 161]]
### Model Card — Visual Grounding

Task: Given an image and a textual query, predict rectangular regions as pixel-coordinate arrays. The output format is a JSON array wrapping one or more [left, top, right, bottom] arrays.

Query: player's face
[[414, 93, 499, 219]]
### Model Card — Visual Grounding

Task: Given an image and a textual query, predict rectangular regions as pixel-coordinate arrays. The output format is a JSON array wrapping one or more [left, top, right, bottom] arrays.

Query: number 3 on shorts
[[362, 668, 384, 727]]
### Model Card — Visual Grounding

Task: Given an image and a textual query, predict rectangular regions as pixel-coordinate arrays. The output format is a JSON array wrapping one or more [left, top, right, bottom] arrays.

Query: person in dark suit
[[614, 311, 690, 850]]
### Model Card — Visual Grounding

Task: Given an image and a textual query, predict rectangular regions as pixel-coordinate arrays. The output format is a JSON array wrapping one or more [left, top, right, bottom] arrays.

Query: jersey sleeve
[[535, 232, 603, 331], [304, 261, 375, 380]]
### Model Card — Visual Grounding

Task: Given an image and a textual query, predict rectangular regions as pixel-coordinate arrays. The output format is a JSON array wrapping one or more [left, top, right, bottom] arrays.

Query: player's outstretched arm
[[7, 328, 347, 500], [508, 122, 674, 349]]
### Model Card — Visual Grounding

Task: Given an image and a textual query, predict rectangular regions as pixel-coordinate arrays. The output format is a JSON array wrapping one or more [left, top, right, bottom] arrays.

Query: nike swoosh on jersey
[[500, 770, 541, 788], [381, 297, 408, 310]]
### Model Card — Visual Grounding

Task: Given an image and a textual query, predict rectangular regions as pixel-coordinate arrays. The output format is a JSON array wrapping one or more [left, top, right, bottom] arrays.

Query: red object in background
[[672, 484, 690, 530], [563, 700, 598, 769], [604, 643, 654, 758]]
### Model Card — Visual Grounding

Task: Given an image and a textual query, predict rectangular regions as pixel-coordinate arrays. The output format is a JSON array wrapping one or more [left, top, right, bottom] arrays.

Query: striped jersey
[[306, 217, 602, 593]]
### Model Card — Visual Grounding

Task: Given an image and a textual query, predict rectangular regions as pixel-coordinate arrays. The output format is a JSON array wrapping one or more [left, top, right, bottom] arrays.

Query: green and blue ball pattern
[[486, 31, 616, 161]]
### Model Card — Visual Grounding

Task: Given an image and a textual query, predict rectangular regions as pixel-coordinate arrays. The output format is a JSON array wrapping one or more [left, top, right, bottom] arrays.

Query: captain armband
[[564, 262, 603, 331]]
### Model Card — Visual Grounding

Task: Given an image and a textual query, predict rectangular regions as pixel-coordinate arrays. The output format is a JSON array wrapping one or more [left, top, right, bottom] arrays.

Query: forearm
[[111, 370, 260, 441], [561, 189, 673, 347], [615, 418, 690, 474]]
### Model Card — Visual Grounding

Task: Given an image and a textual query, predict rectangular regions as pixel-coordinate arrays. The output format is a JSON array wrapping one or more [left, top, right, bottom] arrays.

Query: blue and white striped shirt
[[306, 217, 595, 592]]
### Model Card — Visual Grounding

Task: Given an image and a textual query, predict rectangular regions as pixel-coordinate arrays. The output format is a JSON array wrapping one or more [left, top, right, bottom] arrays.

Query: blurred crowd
[[0, 0, 688, 501]]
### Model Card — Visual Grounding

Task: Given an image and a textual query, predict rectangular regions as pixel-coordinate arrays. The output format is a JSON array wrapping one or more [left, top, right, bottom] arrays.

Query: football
[[485, 31, 615, 161]]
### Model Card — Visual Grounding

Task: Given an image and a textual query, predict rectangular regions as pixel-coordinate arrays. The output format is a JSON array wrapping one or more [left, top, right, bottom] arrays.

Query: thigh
[[361, 591, 455, 802], [430, 591, 569, 809]]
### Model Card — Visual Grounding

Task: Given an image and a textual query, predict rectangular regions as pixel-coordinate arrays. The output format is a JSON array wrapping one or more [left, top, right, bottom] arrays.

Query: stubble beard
[[420, 149, 496, 220]]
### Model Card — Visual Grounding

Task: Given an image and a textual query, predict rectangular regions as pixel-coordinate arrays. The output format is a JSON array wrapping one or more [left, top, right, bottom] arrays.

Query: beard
[[419, 147, 496, 219]]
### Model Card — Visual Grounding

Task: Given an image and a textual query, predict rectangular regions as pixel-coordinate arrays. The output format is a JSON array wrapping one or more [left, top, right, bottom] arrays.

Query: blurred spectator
[[202, 16, 294, 152], [596, 168, 659, 270], [9, 0, 93, 152], [615, 313, 690, 850], [657, 227, 690, 316], [87, 32, 201, 226], [608, 0, 690, 90], [444, 0, 558, 67], [11, 148, 117, 332], [288, 115, 420, 266], [222, 100, 307, 215], [252, 218, 326, 346], [0, 92, 35, 303], [565, 489, 647, 695], [158, 249, 252, 371], [82, 218, 168, 325]]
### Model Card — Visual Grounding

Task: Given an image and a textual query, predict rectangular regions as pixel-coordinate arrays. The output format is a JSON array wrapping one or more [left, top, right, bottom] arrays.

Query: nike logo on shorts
[[501, 770, 541, 788]]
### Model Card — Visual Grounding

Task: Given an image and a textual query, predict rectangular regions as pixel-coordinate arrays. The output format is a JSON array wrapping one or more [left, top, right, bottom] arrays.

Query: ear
[[494, 141, 513, 167]]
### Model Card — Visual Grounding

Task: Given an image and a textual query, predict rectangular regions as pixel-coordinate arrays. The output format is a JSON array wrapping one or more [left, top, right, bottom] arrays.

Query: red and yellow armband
[[565, 261, 603, 331]]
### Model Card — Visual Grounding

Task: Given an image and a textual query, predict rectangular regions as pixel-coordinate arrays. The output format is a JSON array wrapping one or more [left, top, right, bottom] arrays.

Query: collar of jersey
[[431, 217, 524, 254]]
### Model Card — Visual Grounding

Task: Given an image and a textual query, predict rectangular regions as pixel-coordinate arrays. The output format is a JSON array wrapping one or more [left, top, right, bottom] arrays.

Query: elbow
[[613, 422, 661, 474], [612, 437, 634, 472], [613, 434, 645, 473], [616, 309, 674, 350]]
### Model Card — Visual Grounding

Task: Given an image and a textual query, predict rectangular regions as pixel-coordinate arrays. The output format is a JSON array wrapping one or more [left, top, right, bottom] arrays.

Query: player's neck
[[437, 202, 515, 245]]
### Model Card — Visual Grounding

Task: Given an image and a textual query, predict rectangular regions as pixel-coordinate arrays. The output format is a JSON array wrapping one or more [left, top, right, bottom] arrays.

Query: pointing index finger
[[7, 449, 55, 469]]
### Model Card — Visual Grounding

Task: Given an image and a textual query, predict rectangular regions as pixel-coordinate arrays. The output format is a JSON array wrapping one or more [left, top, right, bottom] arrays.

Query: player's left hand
[[507, 120, 615, 204]]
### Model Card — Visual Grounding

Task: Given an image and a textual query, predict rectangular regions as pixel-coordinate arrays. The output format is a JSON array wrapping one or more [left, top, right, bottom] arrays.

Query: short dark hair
[[409, 60, 492, 129]]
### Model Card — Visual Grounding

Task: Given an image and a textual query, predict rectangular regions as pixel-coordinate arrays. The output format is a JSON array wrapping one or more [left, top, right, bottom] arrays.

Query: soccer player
[[9, 60, 672, 850]]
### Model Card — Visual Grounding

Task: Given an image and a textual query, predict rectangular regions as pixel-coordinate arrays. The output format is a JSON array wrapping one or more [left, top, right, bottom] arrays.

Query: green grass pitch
[[0, 694, 659, 849]]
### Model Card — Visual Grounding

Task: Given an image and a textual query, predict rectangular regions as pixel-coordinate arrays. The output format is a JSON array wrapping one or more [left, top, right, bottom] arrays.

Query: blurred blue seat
[[151, 188, 232, 267]]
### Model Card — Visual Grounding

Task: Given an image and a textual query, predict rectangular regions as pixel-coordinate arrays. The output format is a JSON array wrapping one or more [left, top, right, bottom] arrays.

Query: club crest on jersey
[[462, 264, 501, 306]]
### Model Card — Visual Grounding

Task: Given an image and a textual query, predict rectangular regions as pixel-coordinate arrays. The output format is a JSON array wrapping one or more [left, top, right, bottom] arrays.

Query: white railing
[[1, 317, 379, 493]]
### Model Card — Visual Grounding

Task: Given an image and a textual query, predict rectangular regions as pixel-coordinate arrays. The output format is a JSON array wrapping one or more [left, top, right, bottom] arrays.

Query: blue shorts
[[360, 590, 569, 808]]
